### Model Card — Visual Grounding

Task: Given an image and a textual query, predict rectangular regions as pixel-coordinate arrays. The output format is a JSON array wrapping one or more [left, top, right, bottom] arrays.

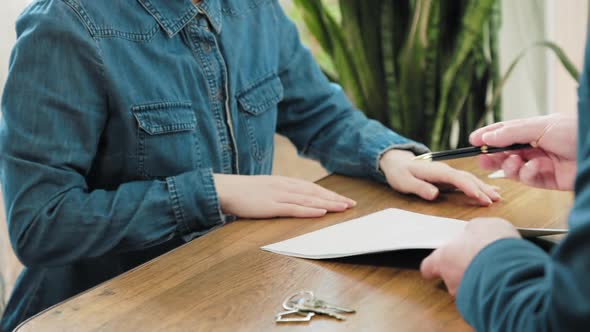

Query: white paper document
[[261, 208, 568, 260]]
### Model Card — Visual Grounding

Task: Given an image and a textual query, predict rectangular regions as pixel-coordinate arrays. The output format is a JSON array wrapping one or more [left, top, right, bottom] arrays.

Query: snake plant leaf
[[422, 0, 441, 142], [293, 0, 334, 53], [340, 1, 385, 122], [398, 0, 434, 140], [382, 0, 411, 133], [294, 0, 367, 109], [488, 0, 502, 122], [432, 0, 496, 150]]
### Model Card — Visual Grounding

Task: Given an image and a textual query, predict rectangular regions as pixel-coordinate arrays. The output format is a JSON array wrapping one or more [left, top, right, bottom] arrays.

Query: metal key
[[278, 290, 356, 323], [294, 300, 347, 320], [311, 298, 356, 313]]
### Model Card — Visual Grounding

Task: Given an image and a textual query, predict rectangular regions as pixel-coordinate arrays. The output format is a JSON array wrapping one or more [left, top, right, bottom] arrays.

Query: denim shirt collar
[[137, 0, 222, 36]]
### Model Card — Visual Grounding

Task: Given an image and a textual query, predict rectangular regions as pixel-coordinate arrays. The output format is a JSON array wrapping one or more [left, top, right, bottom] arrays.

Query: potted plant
[[292, 0, 578, 150]]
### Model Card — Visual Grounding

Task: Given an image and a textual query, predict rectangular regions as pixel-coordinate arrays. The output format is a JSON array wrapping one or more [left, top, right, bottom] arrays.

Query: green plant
[[292, 0, 578, 150]]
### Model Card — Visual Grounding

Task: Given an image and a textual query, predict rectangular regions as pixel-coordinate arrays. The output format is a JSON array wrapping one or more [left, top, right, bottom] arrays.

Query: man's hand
[[470, 114, 577, 191], [379, 149, 501, 206], [213, 174, 356, 218], [420, 218, 521, 296]]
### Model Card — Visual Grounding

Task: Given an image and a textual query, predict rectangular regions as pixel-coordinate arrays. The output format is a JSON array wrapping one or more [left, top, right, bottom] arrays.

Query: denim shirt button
[[215, 90, 224, 101]]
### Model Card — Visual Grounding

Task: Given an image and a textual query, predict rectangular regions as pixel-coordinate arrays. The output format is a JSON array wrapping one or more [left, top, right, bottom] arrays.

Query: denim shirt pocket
[[237, 74, 284, 162], [132, 101, 199, 178]]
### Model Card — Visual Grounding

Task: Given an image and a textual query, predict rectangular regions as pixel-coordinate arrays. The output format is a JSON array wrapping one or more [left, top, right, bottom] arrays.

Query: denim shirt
[[0, 0, 427, 330]]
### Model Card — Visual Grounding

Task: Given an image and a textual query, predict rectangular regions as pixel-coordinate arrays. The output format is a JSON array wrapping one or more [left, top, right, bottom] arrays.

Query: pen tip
[[413, 154, 432, 161]]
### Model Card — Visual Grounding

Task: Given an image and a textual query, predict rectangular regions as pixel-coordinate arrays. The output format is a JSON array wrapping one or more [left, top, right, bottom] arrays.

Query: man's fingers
[[478, 154, 505, 170], [420, 249, 442, 280], [480, 119, 548, 147], [278, 193, 350, 212], [519, 158, 557, 189], [478, 150, 524, 170], [470, 122, 505, 146], [479, 147, 548, 170], [502, 154, 525, 180]]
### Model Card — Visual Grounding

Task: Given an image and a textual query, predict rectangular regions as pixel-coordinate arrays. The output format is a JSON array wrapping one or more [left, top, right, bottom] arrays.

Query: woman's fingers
[[214, 174, 355, 219], [389, 170, 440, 201], [285, 178, 357, 207], [273, 203, 328, 218], [466, 172, 502, 201], [278, 193, 350, 212], [410, 163, 494, 206]]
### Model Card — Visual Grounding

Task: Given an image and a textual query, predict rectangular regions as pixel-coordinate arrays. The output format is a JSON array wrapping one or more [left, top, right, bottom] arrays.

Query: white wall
[[549, 0, 588, 114], [0, 0, 30, 311], [500, 0, 549, 119], [500, 0, 588, 119], [1, 1, 29, 95]]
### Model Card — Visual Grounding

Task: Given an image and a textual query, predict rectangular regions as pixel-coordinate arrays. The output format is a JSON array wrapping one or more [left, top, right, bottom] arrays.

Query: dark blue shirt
[[0, 0, 427, 330]]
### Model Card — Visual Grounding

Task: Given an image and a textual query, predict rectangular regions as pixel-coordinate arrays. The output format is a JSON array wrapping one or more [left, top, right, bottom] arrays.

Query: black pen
[[414, 143, 533, 161]]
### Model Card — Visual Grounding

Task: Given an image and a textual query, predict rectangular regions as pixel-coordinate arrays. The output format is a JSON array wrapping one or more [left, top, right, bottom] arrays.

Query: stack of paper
[[261, 208, 567, 259]]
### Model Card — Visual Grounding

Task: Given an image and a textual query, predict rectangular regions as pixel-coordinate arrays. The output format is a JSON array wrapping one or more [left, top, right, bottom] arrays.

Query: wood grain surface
[[15, 158, 573, 332]]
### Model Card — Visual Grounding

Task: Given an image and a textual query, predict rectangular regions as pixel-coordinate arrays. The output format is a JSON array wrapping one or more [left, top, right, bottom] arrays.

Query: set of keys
[[275, 290, 356, 323]]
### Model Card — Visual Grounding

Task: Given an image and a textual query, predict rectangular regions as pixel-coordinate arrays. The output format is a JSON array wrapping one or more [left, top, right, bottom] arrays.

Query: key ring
[[282, 290, 315, 310]]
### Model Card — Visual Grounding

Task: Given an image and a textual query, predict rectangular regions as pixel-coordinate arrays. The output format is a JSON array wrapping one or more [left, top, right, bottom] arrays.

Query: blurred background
[[0, 0, 588, 315]]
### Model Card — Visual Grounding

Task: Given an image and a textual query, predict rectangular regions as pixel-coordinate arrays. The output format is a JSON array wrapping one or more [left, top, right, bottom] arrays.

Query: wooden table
[[16, 158, 573, 332]]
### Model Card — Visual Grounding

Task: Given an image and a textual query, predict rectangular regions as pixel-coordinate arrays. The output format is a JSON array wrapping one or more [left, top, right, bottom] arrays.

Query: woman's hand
[[380, 149, 501, 206], [213, 174, 356, 218], [469, 113, 577, 191]]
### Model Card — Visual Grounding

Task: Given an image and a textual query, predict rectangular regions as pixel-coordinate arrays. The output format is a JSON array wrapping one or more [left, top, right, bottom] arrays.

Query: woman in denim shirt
[[0, 0, 499, 330]]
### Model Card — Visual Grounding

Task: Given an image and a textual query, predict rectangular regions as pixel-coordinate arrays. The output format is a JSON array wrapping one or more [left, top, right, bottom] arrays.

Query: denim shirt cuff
[[166, 168, 225, 240], [362, 132, 430, 183]]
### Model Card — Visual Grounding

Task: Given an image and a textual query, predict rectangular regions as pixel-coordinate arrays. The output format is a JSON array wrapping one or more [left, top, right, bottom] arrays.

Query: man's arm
[[455, 155, 590, 331]]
